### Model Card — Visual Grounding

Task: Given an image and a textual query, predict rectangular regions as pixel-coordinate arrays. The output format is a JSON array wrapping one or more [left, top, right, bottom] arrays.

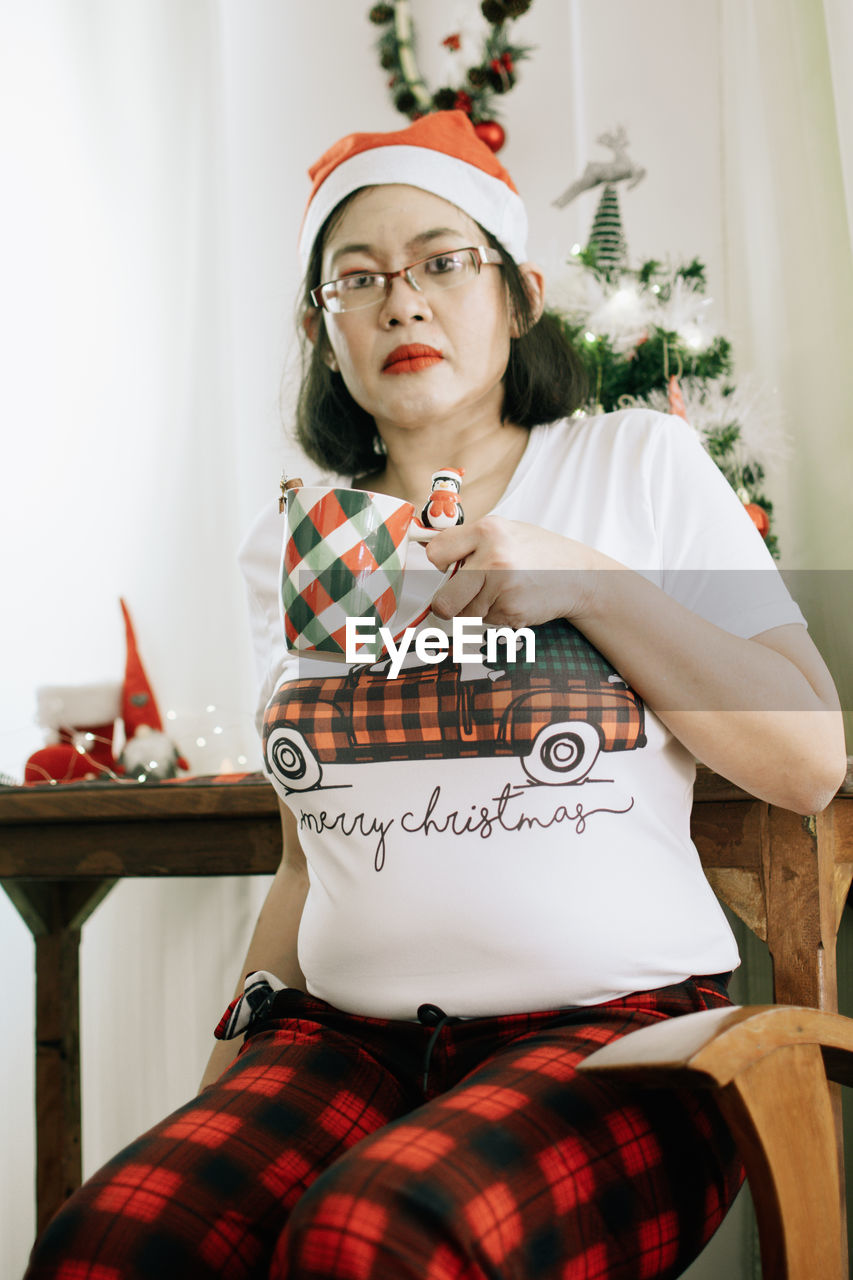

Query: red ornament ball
[[474, 120, 506, 152], [744, 502, 770, 538]]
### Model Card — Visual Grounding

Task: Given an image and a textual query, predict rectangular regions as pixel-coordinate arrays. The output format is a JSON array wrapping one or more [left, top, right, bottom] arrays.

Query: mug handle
[[382, 524, 459, 648]]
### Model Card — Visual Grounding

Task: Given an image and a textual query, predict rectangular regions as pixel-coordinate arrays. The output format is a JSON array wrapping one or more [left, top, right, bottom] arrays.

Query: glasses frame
[[310, 245, 504, 313]]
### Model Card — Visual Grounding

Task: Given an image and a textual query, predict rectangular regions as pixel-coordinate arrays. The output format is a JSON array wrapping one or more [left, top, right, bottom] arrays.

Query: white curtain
[[1, 2, 850, 1274], [823, 0, 853, 253], [719, 0, 853, 723], [0, 0, 275, 1260]]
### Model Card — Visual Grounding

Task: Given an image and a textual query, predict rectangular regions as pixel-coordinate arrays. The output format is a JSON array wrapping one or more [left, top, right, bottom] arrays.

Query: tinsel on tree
[[550, 165, 783, 557]]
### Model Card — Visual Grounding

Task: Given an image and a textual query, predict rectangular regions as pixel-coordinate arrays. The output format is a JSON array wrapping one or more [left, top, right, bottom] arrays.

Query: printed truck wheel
[[266, 727, 322, 791], [521, 721, 601, 785]]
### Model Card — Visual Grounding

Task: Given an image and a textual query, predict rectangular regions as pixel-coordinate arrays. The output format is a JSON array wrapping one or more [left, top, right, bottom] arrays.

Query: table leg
[[2, 879, 116, 1235]]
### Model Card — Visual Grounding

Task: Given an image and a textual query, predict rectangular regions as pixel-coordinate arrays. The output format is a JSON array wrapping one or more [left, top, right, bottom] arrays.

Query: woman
[[27, 112, 845, 1280]]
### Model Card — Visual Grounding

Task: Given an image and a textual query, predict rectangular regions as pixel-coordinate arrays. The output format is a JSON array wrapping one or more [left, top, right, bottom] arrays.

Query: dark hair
[[293, 194, 588, 478]]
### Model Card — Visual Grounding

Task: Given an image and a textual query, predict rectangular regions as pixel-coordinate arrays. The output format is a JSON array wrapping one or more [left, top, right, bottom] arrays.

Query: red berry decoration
[[744, 502, 770, 538], [474, 120, 506, 152]]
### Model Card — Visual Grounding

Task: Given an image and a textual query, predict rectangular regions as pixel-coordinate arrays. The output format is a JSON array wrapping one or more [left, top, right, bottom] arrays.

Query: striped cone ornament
[[587, 182, 627, 273]]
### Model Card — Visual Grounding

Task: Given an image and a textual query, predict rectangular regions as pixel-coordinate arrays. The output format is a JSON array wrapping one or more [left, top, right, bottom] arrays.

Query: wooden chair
[[579, 766, 853, 1280]]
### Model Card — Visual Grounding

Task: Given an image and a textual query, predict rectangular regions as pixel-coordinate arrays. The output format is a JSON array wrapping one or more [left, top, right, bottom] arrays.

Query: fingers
[[432, 567, 542, 627], [427, 518, 540, 623], [426, 524, 487, 618], [426, 516, 514, 572], [426, 518, 604, 628], [425, 524, 480, 572], [431, 567, 487, 620]]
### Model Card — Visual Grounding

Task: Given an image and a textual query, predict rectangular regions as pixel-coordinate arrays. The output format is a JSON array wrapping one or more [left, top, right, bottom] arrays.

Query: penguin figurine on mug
[[420, 467, 465, 530]]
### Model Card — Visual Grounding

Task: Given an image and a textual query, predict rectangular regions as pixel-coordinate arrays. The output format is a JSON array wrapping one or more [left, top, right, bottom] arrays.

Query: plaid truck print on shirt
[[264, 619, 646, 791]]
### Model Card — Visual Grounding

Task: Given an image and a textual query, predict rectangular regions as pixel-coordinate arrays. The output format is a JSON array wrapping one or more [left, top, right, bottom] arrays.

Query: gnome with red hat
[[24, 600, 188, 784], [117, 598, 189, 780]]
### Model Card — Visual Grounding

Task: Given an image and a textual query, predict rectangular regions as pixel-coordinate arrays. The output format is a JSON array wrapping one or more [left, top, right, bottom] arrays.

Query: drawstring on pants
[[219, 985, 464, 1096], [417, 1003, 460, 1094]]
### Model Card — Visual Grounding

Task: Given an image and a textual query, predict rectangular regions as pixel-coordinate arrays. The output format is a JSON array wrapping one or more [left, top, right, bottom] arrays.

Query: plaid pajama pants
[[26, 976, 743, 1280]]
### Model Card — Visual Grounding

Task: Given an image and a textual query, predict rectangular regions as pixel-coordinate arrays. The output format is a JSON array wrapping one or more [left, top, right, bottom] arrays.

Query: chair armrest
[[578, 1004, 853, 1280], [577, 1004, 853, 1088]]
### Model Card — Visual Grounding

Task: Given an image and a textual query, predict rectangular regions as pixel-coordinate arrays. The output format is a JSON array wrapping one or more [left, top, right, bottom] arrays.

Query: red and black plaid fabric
[[26, 977, 742, 1279]]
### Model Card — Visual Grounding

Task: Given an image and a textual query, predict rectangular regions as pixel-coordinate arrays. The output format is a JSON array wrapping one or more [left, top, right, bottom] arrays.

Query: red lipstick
[[382, 344, 443, 374]]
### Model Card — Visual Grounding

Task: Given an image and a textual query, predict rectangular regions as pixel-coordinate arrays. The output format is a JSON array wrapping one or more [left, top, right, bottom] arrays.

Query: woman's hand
[[426, 516, 606, 627], [425, 516, 845, 814]]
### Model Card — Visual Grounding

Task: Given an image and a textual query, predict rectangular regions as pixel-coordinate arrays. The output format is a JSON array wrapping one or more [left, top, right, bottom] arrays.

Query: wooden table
[[1, 767, 851, 1236]]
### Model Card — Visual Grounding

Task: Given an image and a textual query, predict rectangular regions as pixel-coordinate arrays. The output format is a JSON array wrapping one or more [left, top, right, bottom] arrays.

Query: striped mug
[[280, 485, 452, 659]]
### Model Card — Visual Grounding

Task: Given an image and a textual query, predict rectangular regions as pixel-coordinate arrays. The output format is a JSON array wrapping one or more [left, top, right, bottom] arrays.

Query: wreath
[[368, 0, 534, 151]]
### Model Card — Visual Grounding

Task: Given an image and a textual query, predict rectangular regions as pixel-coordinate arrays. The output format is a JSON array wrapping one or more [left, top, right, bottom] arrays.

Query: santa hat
[[431, 467, 464, 486], [300, 111, 528, 269]]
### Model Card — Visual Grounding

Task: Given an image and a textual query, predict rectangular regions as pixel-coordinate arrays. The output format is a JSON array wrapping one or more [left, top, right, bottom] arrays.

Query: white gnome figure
[[420, 467, 464, 529]]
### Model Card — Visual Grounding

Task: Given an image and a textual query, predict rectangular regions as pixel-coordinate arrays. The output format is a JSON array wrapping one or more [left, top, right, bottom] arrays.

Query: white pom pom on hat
[[299, 111, 529, 270]]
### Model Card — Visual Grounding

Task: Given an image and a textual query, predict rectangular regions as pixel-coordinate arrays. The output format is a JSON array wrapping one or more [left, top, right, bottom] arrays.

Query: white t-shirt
[[239, 410, 805, 1019]]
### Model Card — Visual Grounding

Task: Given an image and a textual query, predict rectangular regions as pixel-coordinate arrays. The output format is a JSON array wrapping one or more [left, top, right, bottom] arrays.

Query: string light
[[680, 324, 707, 351], [16, 696, 258, 786]]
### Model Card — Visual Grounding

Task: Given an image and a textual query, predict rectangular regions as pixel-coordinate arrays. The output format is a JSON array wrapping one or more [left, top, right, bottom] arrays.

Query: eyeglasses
[[310, 245, 504, 314]]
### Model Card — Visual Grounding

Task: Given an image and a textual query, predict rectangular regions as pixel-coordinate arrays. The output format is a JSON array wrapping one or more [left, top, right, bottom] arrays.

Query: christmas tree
[[550, 141, 782, 556]]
